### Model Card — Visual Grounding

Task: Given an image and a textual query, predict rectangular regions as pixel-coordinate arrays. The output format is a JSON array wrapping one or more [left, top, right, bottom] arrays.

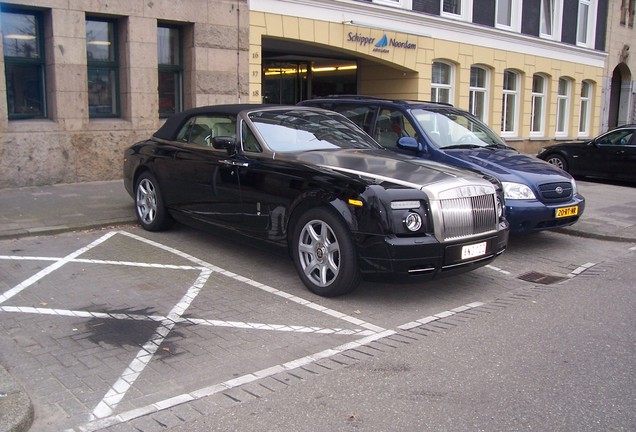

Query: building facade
[[0, 0, 249, 188], [249, 0, 608, 155], [1, 0, 611, 187], [601, 0, 635, 131]]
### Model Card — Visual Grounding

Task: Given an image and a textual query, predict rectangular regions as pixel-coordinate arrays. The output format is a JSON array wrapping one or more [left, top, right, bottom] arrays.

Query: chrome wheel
[[298, 219, 340, 288], [546, 154, 568, 172], [136, 178, 158, 225], [134, 172, 171, 231]]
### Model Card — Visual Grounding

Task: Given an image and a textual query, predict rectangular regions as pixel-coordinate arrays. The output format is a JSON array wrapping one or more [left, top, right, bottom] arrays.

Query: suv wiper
[[444, 144, 482, 149], [484, 143, 511, 150]]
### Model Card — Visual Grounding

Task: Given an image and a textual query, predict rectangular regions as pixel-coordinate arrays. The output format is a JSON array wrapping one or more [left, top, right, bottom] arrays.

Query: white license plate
[[461, 241, 487, 260]]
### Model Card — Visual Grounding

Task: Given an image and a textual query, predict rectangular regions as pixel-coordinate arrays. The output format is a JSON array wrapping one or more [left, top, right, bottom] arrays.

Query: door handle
[[220, 160, 249, 167]]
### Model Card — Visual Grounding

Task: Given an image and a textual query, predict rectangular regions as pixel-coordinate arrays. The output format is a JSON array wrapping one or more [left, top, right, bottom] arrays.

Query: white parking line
[[0, 230, 391, 432], [0, 231, 117, 305]]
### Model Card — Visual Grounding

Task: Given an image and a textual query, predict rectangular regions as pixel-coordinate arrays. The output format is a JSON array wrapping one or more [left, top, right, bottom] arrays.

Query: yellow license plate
[[555, 206, 578, 218]]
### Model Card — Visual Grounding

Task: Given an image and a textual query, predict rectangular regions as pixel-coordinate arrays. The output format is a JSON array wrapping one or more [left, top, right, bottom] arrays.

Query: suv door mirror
[[397, 136, 420, 152]]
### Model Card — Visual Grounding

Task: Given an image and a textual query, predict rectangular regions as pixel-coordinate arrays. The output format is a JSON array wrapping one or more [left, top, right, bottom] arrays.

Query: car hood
[[282, 149, 492, 190], [444, 147, 573, 184]]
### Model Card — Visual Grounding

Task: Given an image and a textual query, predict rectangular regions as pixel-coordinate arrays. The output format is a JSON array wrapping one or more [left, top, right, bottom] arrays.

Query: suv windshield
[[411, 108, 506, 149]]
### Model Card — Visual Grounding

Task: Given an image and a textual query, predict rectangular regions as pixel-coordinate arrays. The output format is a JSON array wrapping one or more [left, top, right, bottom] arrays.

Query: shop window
[[496, 0, 521, 31], [576, 0, 597, 48], [578, 80, 593, 137], [469, 66, 489, 123], [431, 61, 454, 104], [86, 17, 120, 118], [556, 77, 571, 136], [158, 24, 183, 117], [531, 74, 547, 136], [1, 7, 46, 119], [540, 0, 563, 39], [501, 69, 520, 137]]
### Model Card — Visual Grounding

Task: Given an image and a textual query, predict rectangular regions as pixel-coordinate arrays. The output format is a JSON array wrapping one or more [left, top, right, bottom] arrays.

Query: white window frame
[[431, 61, 455, 105], [372, 0, 413, 9], [440, 0, 473, 21], [501, 69, 520, 137], [540, 0, 563, 40], [530, 74, 547, 137], [578, 80, 592, 137], [469, 65, 489, 123], [576, 0, 598, 48], [495, 0, 522, 32], [556, 77, 571, 137]]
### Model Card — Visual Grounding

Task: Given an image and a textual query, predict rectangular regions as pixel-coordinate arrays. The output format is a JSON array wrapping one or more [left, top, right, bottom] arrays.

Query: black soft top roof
[[153, 104, 278, 140]]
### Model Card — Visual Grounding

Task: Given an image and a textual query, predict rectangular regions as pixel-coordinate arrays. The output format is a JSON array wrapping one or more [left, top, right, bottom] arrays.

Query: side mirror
[[397, 136, 427, 156], [211, 136, 237, 154]]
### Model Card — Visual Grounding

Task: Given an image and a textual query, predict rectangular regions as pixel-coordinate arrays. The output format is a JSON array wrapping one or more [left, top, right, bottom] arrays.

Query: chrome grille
[[440, 194, 498, 241]]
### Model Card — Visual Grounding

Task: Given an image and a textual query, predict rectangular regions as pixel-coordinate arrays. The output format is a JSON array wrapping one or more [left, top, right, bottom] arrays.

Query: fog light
[[404, 212, 422, 231]]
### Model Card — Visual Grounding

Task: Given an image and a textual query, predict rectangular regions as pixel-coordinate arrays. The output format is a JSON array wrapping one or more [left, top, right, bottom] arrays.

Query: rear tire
[[545, 154, 569, 172], [291, 207, 361, 297], [134, 172, 172, 231]]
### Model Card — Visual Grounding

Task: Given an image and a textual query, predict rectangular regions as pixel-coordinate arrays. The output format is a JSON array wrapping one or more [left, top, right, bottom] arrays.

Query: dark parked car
[[299, 96, 585, 233], [538, 125, 636, 183], [123, 105, 508, 297]]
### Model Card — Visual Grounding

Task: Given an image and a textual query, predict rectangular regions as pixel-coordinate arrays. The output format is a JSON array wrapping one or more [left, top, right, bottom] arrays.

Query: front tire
[[291, 207, 361, 297], [134, 172, 172, 231], [545, 154, 569, 172]]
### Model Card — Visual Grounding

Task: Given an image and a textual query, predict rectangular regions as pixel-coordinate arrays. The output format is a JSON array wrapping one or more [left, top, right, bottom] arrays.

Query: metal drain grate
[[518, 271, 567, 285]]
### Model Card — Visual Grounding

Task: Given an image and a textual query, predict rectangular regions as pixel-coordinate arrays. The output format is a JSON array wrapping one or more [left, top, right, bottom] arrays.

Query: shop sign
[[346, 32, 416, 54]]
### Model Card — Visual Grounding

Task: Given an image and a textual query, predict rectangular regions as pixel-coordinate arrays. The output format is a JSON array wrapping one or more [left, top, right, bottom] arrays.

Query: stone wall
[[0, 0, 249, 188]]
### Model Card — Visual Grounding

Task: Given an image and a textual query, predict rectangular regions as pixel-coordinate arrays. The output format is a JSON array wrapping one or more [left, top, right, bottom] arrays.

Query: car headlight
[[502, 182, 536, 200], [571, 178, 578, 195], [404, 212, 423, 232]]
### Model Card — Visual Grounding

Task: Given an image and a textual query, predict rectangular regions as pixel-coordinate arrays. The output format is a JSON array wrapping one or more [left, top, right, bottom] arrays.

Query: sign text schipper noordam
[[347, 32, 417, 53]]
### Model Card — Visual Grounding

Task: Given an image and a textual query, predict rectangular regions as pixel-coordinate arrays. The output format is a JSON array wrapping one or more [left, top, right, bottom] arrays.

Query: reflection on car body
[[299, 96, 586, 233], [123, 105, 508, 297]]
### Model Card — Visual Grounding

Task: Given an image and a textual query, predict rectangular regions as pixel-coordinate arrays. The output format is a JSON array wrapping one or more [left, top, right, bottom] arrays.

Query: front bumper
[[355, 222, 509, 279], [506, 194, 586, 233]]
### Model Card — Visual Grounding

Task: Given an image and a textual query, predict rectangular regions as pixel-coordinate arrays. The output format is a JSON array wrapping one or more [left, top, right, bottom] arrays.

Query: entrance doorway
[[261, 37, 358, 104], [262, 60, 357, 104]]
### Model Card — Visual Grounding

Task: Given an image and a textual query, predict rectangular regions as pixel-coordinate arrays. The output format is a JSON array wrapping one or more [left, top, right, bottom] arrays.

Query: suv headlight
[[502, 182, 536, 200]]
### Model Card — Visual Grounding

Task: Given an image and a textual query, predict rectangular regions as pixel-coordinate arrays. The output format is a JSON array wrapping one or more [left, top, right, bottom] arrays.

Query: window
[[556, 77, 571, 136], [578, 81, 592, 136], [374, 108, 417, 149], [431, 61, 454, 104], [576, 0, 597, 47], [86, 17, 119, 118], [531, 74, 547, 136], [496, 0, 521, 31], [441, 0, 472, 20], [540, 0, 563, 39], [158, 25, 183, 117], [620, 0, 635, 27], [1, 8, 46, 119], [501, 70, 519, 136], [469, 66, 489, 123]]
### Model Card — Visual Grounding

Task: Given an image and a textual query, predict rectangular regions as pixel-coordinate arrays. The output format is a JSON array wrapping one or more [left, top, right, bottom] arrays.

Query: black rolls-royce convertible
[[123, 105, 509, 297]]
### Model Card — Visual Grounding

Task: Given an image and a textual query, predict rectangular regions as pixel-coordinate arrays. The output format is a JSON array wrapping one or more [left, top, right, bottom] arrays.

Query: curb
[[0, 365, 34, 432]]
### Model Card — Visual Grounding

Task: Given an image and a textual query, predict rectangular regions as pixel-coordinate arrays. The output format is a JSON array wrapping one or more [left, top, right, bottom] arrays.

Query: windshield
[[248, 109, 379, 152], [411, 108, 506, 149]]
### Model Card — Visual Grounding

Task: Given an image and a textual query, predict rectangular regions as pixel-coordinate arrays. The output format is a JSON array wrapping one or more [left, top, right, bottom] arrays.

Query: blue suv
[[299, 96, 584, 233]]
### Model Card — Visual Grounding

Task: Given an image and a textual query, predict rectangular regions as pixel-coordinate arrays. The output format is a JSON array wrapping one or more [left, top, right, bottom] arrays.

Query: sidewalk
[[0, 178, 635, 432]]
